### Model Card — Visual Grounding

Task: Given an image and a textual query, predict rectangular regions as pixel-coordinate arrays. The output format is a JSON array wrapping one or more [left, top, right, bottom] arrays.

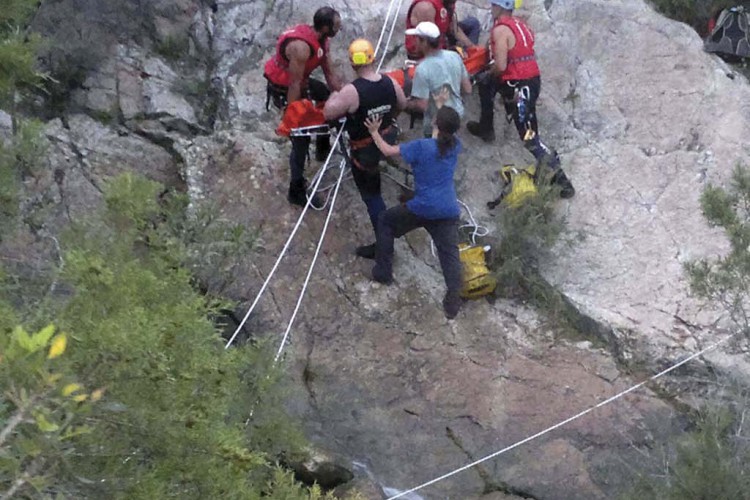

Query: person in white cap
[[404, 21, 472, 138], [404, 0, 480, 60]]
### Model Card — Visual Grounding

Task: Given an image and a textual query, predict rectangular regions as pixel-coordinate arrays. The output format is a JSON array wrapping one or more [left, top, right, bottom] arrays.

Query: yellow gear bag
[[459, 243, 497, 299], [500, 164, 537, 208]]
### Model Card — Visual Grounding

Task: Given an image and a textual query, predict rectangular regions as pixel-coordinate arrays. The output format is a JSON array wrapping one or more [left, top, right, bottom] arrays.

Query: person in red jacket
[[264, 7, 344, 207], [405, 0, 480, 60], [466, 0, 573, 198]]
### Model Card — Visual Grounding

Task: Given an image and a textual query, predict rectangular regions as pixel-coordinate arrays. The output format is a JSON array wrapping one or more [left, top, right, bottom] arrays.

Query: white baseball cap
[[405, 21, 440, 40]]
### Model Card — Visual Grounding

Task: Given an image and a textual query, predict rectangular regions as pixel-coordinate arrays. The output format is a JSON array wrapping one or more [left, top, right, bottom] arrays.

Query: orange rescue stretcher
[[276, 46, 491, 138]]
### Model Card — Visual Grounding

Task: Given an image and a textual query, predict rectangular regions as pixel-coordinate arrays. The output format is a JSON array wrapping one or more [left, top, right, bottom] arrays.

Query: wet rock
[[288, 449, 354, 490]]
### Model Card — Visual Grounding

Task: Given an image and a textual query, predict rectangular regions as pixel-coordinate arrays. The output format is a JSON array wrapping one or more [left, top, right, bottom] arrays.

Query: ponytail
[[437, 130, 456, 158], [434, 106, 461, 158]]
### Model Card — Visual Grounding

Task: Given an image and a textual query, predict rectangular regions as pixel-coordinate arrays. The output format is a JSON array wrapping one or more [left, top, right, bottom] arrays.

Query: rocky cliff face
[[6, 0, 750, 498]]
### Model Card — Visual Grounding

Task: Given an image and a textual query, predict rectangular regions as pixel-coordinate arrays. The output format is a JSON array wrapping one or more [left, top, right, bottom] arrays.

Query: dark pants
[[273, 79, 331, 183], [458, 17, 481, 45], [349, 128, 398, 237], [477, 75, 541, 140], [374, 204, 461, 294], [351, 146, 385, 237]]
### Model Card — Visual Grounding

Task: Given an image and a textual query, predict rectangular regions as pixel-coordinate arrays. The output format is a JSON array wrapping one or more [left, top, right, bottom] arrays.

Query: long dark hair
[[435, 106, 460, 158]]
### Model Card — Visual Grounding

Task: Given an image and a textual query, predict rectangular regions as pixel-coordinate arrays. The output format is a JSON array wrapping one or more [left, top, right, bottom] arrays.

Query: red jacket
[[491, 16, 539, 82], [405, 0, 451, 58], [264, 24, 328, 88]]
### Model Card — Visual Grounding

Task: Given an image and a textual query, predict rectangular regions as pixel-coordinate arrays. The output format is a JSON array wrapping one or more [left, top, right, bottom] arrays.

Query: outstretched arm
[[321, 51, 343, 91], [365, 116, 401, 157]]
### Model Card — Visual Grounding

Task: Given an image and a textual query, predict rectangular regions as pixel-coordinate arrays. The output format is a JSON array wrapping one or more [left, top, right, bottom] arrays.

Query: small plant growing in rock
[[685, 164, 750, 341], [490, 180, 570, 315]]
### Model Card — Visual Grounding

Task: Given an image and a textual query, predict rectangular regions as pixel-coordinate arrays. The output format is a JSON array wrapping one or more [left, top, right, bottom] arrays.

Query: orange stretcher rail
[[276, 46, 490, 137]]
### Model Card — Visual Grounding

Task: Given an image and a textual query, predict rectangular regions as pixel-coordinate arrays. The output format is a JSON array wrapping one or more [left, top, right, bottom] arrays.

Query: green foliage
[[648, 0, 735, 34], [0, 173, 351, 498], [0, 0, 44, 110], [622, 405, 750, 499], [0, 325, 101, 498], [685, 165, 750, 339], [155, 34, 190, 62], [490, 180, 568, 306], [0, 118, 47, 238]]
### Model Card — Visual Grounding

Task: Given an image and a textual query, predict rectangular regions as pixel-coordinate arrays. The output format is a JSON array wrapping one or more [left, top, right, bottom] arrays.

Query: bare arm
[[284, 40, 311, 103], [365, 116, 401, 157], [405, 98, 428, 114], [323, 84, 359, 120], [451, 16, 475, 48], [410, 1, 437, 25], [491, 25, 512, 75], [388, 75, 409, 111], [461, 75, 472, 95], [321, 51, 343, 91]]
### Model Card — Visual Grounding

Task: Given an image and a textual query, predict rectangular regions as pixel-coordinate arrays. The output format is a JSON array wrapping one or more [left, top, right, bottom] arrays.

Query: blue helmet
[[489, 0, 518, 8]]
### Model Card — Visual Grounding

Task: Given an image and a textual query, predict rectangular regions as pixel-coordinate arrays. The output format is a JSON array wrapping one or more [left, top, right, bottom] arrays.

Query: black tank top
[[346, 76, 398, 142]]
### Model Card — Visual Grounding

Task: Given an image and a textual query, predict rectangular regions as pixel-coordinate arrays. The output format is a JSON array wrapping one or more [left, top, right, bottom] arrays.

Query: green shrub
[[622, 404, 750, 499], [490, 180, 568, 307], [685, 164, 750, 340], [0, 173, 350, 499]]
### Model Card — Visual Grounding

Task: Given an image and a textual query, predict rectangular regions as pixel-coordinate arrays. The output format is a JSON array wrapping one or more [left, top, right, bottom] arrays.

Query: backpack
[[459, 244, 497, 299], [705, 6, 750, 61], [499, 164, 538, 208]]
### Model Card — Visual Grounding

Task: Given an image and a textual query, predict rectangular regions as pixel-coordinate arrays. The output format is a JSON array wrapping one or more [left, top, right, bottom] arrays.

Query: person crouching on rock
[[323, 39, 408, 260], [466, 0, 574, 198], [364, 103, 463, 320], [263, 7, 344, 208]]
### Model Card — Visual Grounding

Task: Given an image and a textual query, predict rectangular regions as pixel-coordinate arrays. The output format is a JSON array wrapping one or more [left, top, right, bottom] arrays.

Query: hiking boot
[[443, 292, 462, 320], [371, 265, 393, 285], [355, 243, 376, 260], [466, 121, 495, 143], [287, 179, 324, 208], [550, 169, 575, 199]]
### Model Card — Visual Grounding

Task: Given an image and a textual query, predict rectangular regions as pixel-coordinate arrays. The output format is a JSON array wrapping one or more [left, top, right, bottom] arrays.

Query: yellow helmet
[[349, 39, 375, 66], [515, 0, 523, 8]]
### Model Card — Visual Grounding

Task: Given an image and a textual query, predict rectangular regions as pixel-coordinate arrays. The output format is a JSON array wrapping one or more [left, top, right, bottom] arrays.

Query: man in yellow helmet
[[324, 39, 408, 259]]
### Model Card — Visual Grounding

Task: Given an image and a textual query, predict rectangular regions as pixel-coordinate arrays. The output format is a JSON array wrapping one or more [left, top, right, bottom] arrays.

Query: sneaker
[[371, 265, 393, 285], [355, 243, 376, 260], [466, 121, 495, 143], [442, 292, 462, 320]]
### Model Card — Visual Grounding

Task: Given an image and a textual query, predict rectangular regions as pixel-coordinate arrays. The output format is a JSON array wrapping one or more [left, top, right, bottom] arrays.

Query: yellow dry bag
[[459, 244, 497, 299]]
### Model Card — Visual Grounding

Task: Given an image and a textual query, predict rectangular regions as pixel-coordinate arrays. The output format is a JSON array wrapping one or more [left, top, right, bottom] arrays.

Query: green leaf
[[34, 411, 60, 432], [30, 324, 56, 351], [11, 325, 34, 351]]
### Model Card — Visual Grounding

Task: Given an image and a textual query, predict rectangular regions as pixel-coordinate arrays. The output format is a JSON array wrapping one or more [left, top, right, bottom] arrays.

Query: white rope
[[373, 0, 401, 60], [458, 199, 489, 246], [227, 0, 406, 346], [224, 127, 345, 348], [274, 158, 348, 362], [385, 333, 736, 500], [377, 0, 408, 72]]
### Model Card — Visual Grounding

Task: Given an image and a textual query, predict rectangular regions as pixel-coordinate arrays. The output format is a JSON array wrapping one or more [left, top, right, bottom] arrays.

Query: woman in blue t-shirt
[[364, 105, 463, 319]]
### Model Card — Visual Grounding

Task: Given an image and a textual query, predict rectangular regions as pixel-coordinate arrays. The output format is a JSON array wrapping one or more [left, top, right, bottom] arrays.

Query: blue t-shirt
[[400, 138, 461, 219]]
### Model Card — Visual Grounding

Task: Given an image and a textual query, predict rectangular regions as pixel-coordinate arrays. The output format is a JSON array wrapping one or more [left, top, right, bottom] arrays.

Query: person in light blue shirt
[[404, 21, 472, 137], [364, 105, 464, 320]]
